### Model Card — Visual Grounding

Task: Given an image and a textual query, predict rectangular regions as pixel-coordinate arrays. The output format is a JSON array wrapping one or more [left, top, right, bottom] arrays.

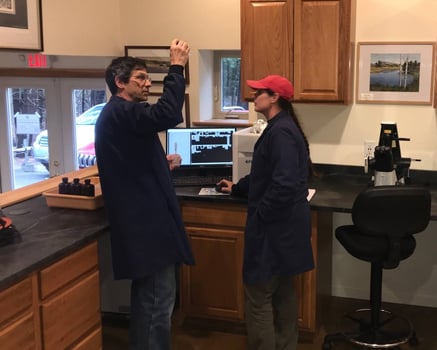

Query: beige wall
[[40, 0, 437, 170], [301, 0, 437, 170], [41, 0, 122, 55]]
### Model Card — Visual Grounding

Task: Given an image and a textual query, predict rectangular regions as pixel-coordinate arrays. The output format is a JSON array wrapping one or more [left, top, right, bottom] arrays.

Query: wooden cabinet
[[240, 0, 356, 104], [0, 278, 36, 350], [0, 241, 101, 350], [39, 242, 101, 350], [181, 201, 247, 321], [296, 210, 333, 340], [179, 200, 332, 341], [240, 0, 293, 100]]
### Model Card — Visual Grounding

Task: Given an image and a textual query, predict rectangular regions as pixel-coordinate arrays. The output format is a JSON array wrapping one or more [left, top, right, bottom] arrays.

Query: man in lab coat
[[95, 39, 194, 350]]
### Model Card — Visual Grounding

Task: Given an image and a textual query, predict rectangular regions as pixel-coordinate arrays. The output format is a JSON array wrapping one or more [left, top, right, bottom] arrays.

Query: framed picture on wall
[[124, 45, 190, 84], [0, 0, 43, 50], [434, 49, 437, 108], [147, 92, 190, 128], [356, 42, 435, 105]]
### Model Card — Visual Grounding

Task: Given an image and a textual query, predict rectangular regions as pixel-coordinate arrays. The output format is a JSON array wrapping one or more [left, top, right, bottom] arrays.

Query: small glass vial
[[71, 178, 82, 195], [58, 177, 71, 194], [81, 179, 95, 197]]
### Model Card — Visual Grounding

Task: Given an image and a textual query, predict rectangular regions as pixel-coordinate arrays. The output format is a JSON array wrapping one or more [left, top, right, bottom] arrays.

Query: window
[[214, 51, 248, 118]]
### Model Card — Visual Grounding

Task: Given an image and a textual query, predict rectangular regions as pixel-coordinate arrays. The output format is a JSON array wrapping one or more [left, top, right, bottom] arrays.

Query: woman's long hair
[[277, 97, 315, 179]]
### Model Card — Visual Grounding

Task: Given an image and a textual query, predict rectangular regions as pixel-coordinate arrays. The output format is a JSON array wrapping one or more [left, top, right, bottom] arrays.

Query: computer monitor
[[166, 127, 236, 168]]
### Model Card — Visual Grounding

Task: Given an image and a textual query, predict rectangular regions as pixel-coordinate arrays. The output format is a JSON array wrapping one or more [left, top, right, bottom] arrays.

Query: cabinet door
[[293, 0, 355, 102], [296, 210, 332, 340], [0, 277, 33, 327], [240, 0, 293, 100], [181, 226, 245, 321], [40, 271, 101, 350], [0, 277, 36, 350], [70, 328, 102, 350], [39, 241, 98, 299], [0, 314, 36, 350]]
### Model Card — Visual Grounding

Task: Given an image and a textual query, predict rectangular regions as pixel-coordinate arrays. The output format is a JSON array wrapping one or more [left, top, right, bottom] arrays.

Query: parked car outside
[[77, 142, 97, 168], [32, 129, 49, 169], [32, 103, 106, 170]]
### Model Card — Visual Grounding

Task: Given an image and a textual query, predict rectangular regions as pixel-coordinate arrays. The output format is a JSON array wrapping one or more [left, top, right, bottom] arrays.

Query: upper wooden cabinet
[[241, 0, 356, 104], [240, 0, 293, 101]]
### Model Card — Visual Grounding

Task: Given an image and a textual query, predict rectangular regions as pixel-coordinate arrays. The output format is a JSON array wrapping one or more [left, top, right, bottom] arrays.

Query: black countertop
[[2, 163, 437, 290], [175, 164, 437, 220], [0, 196, 108, 289]]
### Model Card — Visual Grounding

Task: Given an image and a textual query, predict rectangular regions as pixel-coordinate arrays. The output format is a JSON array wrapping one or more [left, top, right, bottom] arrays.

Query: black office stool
[[322, 185, 431, 350]]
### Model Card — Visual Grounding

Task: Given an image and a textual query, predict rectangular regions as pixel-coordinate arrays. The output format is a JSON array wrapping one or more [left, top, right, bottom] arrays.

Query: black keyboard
[[172, 175, 232, 187]]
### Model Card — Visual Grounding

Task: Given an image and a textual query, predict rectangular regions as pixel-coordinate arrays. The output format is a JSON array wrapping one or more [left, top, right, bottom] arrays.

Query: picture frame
[[148, 92, 190, 128], [356, 42, 435, 105], [124, 45, 190, 84], [0, 0, 43, 51], [434, 49, 437, 108]]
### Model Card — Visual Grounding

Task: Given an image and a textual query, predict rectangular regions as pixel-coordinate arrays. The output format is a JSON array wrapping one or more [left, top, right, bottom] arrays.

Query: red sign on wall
[[27, 54, 47, 68]]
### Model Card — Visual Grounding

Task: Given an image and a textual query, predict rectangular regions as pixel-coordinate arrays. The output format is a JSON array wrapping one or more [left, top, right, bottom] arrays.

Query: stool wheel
[[409, 331, 419, 346], [321, 342, 331, 350]]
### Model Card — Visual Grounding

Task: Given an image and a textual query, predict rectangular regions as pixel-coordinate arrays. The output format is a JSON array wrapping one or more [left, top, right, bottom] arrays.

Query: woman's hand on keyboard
[[216, 179, 233, 194]]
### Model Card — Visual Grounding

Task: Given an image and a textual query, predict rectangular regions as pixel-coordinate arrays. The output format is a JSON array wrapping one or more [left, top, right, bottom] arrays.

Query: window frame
[[213, 50, 248, 119]]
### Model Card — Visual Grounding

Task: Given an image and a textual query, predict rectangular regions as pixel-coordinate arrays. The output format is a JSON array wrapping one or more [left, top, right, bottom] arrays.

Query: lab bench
[[1, 163, 437, 345]]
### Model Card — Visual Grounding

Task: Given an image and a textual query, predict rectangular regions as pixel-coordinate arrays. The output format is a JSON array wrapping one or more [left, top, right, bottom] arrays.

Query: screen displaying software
[[166, 127, 236, 167]]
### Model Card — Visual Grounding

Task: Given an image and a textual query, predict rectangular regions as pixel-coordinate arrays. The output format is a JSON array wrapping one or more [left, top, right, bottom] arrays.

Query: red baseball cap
[[247, 75, 294, 101]]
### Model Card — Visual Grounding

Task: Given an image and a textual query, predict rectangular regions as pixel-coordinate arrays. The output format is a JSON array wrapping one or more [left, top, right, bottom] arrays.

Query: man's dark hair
[[105, 56, 147, 95]]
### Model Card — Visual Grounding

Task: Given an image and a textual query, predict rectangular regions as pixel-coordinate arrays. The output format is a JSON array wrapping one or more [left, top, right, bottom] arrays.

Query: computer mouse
[[215, 184, 225, 193]]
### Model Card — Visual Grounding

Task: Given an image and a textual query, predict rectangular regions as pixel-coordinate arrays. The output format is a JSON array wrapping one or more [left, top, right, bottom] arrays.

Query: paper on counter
[[199, 187, 230, 196], [199, 187, 315, 199]]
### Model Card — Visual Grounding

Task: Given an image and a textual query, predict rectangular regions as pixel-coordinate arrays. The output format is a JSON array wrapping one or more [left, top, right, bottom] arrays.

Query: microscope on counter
[[365, 122, 420, 186]]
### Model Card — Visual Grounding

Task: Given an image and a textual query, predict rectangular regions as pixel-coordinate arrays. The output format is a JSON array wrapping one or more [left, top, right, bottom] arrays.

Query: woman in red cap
[[218, 75, 314, 350]]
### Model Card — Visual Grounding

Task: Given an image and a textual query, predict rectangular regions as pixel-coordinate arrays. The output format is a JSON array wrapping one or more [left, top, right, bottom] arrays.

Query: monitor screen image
[[166, 127, 236, 167]]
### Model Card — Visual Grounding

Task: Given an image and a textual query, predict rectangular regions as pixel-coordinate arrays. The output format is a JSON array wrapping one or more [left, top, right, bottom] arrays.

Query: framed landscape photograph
[[356, 42, 435, 105], [0, 0, 43, 50], [148, 92, 190, 128], [124, 45, 190, 84]]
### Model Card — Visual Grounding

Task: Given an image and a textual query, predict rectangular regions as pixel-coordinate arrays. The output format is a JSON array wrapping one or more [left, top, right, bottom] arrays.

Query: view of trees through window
[[221, 57, 248, 112]]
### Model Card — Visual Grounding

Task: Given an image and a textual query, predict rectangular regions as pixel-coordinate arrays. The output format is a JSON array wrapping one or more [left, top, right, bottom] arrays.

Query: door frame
[[0, 77, 106, 192]]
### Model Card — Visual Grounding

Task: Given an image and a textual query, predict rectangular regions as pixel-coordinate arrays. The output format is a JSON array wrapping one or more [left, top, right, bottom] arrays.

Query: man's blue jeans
[[129, 265, 176, 350]]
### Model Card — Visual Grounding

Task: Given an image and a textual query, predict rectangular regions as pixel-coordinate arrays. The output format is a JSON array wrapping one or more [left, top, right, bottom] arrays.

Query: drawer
[[0, 313, 35, 350], [70, 327, 102, 350], [41, 270, 101, 350], [39, 241, 98, 299], [181, 201, 247, 229], [0, 277, 33, 327]]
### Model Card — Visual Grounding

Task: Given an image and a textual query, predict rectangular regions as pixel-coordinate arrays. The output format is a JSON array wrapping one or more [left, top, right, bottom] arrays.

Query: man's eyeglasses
[[131, 73, 152, 84]]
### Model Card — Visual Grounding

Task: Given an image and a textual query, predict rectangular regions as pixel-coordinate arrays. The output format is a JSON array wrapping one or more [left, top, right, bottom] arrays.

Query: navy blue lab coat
[[233, 111, 314, 285], [95, 66, 194, 280]]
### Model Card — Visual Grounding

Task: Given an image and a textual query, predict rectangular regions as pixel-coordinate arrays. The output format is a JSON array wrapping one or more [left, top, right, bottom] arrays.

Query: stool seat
[[322, 185, 431, 350], [336, 225, 416, 266]]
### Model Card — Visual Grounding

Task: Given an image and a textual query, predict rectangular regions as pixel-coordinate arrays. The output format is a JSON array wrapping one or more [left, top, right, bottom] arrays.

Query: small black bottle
[[81, 179, 95, 197], [71, 178, 82, 195], [58, 177, 71, 194]]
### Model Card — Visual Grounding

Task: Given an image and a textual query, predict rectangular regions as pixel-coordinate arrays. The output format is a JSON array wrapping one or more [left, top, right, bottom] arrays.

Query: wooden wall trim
[[0, 68, 104, 78]]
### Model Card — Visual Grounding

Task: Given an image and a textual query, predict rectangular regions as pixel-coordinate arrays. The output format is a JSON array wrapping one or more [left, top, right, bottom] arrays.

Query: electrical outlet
[[364, 140, 376, 159]]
